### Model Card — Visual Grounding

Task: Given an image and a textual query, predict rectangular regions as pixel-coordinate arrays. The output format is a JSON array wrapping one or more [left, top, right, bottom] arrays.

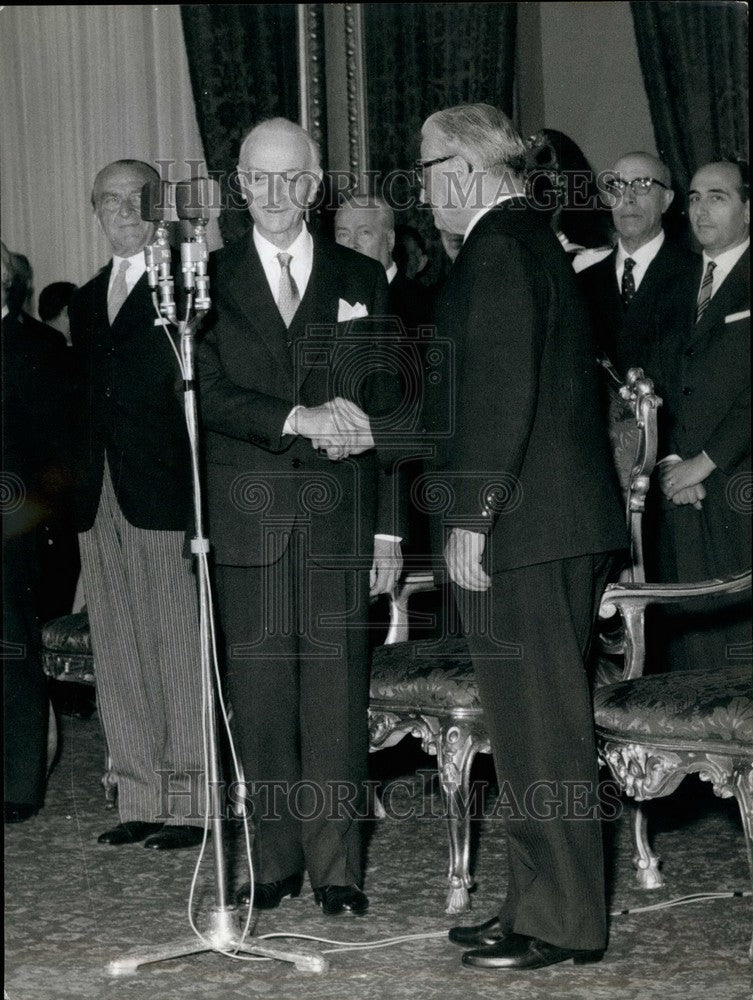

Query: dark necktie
[[695, 260, 716, 323], [621, 257, 636, 307], [276, 252, 300, 328], [108, 259, 131, 325]]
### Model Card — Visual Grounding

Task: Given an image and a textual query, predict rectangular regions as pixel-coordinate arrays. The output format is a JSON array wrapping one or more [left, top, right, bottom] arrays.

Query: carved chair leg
[[436, 722, 480, 914], [632, 800, 663, 889], [729, 764, 753, 961]]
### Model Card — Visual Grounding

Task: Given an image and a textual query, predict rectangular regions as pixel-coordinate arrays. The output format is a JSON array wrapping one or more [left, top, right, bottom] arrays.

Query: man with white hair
[[419, 104, 626, 971], [198, 118, 404, 916], [335, 192, 433, 333]]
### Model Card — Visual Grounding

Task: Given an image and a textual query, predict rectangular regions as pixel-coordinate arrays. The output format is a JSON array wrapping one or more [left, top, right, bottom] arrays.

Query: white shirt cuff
[[283, 405, 303, 436]]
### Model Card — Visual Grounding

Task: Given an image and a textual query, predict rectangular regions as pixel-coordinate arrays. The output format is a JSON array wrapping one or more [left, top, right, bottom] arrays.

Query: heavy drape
[[362, 3, 517, 271], [363, 3, 517, 179], [0, 6, 210, 305], [180, 5, 299, 243], [631, 1, 749, 193]]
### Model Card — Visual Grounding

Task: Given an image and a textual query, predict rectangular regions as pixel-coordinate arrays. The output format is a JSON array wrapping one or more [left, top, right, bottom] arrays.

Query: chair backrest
[[600, 360, 662, 583]]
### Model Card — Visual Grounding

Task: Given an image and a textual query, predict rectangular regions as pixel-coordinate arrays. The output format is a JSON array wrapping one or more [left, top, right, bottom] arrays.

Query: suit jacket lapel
[[690, 248, 750, 343], [223, 233, 292, 376], [288, 235, 340, 393]]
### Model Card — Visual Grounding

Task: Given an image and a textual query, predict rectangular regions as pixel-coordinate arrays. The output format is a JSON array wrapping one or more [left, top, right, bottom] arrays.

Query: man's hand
[[307, 397, 375, 460], [660, 452, 716, 500], [369, 537, 403, 596], [670, 482, 706, 510], [444, 528, 491, 591]]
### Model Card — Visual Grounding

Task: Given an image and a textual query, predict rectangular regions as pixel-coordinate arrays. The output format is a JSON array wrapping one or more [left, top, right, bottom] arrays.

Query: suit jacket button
[[292, 458, 302, 469], [684, 347, 694, 357], [682, 386, 692, 396]]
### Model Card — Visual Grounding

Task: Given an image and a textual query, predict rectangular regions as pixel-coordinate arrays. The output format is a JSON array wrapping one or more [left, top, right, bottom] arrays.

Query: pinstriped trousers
[[78, 461, 204, 824]]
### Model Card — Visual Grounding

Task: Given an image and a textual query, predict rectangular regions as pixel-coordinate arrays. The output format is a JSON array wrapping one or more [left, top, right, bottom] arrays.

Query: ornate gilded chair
[[369, 368, 664, 913], [41, 611, 117, 806], [594, 574, 753, 958]]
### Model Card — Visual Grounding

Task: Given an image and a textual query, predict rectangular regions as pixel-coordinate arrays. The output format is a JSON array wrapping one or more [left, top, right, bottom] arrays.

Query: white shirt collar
[[616, 230, 665, 270], [615, 230, 664, 291], [702, 237, 749, 296], [385, 261, 398, 285], [1, 304, 8, 320], [464, 192, 521, 243], [253, 224, 314, 300], [109, 251, 148, 295]]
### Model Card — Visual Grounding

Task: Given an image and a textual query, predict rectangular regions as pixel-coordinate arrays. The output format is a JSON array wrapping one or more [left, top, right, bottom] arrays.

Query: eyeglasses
[[239, 169, 311, 188], [412, 154, 455, 187], [603, 176, 669, 196]]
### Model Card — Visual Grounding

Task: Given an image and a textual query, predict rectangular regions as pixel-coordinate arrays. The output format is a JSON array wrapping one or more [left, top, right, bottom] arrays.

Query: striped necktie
[[695, 260, 716, 323], [276, 252, 300, 328], [108, 259, 131, 325]]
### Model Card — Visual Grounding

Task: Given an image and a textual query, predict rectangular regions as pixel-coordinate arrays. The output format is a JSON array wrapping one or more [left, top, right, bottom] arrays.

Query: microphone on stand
[[176, 178, 221, 315], [141, 180, 179, 323]]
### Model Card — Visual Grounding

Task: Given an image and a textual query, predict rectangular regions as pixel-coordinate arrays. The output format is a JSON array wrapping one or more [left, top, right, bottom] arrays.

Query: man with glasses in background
[[578, 151, 697, 376]]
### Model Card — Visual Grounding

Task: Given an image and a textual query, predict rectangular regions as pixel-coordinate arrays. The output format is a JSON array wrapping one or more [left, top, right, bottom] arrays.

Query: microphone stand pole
[[108, 295, 326, 977]]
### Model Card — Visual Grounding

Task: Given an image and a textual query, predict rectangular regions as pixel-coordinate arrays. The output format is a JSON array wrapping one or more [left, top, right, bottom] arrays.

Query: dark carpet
[[4, 710, 752, 1000]]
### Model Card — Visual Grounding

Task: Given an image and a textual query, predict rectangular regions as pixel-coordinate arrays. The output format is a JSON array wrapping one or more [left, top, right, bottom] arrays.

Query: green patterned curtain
[[180, 4, 299, 242], [631, 1, 748, 194], [362, 3, 517, 275]]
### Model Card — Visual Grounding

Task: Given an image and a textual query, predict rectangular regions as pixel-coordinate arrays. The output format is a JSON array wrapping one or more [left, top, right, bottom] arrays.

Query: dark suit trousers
[[216, 533, 371, 889], [453, 552, 612, 951], [3, 530, 49, 808], [655, 478, 752, 670]]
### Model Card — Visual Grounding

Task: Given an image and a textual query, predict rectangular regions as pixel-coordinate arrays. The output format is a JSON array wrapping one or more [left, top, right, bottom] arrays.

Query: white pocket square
[[337, 299, 369, 322], [725, 309, 750, 324]]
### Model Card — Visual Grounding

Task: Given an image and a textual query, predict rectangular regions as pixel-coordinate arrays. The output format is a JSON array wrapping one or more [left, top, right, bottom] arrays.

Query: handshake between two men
[[289, 396, 375, 461], [286, 395, 401, 596]]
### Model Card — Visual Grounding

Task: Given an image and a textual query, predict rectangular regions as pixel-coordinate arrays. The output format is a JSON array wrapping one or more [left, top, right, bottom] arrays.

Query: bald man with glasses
[[578, 151, 697, 376]]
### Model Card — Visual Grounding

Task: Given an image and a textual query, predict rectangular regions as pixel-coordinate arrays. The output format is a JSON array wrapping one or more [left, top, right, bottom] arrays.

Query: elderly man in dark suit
[[650, 158, 750, 669], [197, 118, 403, 916], [70, 159, 204, 850], [578, 151, 697, 376], [419, 104, 626, 971]]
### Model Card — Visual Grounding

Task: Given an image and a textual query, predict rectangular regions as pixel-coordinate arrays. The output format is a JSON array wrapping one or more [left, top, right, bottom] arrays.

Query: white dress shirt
[[253, 224, 313, 303], [615, 230, 665, 292], [385, 261, 398, 285], [108, 251, 148, 297], [700, 237, 749, 298]]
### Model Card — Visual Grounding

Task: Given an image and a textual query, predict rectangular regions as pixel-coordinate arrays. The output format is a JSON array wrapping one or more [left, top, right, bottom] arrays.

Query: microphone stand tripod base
[[107, 905, 328, 976]]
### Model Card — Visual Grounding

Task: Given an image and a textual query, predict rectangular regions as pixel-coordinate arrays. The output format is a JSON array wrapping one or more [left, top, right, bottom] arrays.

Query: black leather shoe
[[5, 803, 39, 824], [236, 872, 304, 909], [98, 821, 163, 845], [449, 913, 511, 947], [143, 825, 204, 850], [314, 885, 369, 916], [462, 932, 604, 970]]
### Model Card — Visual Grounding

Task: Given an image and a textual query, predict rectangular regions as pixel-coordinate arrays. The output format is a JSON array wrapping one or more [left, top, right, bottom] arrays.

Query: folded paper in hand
[[338, 299, 369, 322]]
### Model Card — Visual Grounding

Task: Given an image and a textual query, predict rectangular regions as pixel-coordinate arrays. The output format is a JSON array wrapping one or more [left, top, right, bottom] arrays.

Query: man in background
[[650, 157, 750, 669], [70, 159, 204, 850], [578, 151, 697, 375], [2, 241, 74, 822], [39, 281, 78, 347]]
